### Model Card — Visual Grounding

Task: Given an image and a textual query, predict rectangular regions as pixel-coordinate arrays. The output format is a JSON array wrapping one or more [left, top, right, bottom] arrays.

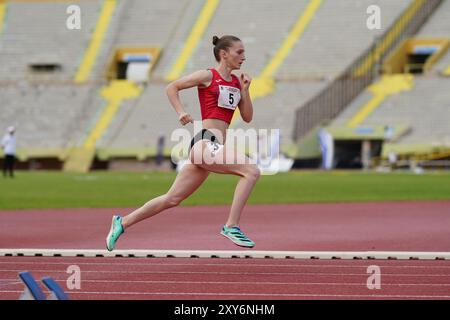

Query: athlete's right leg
[[121, 162, 210, 229], [190, 141, 260, 228], [188, 141, 259, 248]]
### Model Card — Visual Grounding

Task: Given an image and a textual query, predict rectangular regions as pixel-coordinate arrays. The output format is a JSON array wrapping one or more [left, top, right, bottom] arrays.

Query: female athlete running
[[106, 35, 260, 249]]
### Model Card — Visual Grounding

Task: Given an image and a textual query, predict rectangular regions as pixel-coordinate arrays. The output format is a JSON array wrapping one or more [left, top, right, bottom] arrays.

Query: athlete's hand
[[178, 112, 194, 126], [240, 73, 252, 91]]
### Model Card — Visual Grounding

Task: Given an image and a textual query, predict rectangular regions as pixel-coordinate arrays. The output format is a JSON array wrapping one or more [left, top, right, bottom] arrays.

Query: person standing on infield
[[2, 126, 17, 178]]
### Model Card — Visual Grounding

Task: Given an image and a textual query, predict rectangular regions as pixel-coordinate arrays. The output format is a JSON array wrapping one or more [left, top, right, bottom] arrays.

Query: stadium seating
[[0, 83, 102, 149], [333, 77, 450, 146], [0, 0, 103, 81], [182, 0, 312, 77], [114, 0, 191, 48], [415, 0, 450, 74], [330, 0, 450, 157], [0, 0, 448, 167], [103, 0, 414, 153], [276, 0, 413, 79]]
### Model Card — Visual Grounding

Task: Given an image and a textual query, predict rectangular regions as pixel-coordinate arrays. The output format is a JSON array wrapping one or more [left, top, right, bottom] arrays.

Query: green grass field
[[0, 170, 449, 210]]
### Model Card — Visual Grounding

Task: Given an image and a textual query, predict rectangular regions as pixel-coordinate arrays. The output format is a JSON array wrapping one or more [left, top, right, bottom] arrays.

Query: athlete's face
[[222, 41, 246, 70]]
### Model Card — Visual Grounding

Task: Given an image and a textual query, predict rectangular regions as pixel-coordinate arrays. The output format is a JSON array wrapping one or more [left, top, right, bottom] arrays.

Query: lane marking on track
[[1, 269, 449, 277], [2, 279, 450, 287], [0, 260, 449, 268], [1, 290, 449, 299]]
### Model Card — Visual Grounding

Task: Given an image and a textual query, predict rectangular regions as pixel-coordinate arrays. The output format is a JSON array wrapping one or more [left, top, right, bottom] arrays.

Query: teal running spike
[[220, 225, 255, 248], [106, 215, 124, 251]]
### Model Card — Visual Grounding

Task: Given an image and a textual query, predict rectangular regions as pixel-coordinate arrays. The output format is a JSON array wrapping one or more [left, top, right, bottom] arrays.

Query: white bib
[[206, 141, 224, 156], [218, 85, 240, 110]]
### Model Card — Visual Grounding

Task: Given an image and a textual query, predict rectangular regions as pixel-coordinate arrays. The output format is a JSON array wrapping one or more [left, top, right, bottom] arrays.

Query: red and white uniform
[[197, 68, 241, 124]]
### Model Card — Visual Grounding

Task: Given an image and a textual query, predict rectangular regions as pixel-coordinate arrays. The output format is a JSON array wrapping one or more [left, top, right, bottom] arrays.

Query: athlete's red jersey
[[198, 68, 241, 124]]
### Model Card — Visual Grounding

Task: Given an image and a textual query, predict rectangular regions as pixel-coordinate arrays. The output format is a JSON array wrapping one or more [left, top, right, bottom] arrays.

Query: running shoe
[[106, 215, 124, 251], [220, 225, 255, 248]]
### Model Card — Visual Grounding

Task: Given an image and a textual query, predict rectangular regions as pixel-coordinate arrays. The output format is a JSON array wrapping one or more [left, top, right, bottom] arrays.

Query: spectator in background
[[318, 128, 334, 170], [1, 126, 17, 178], [388, 151, 397, 171]]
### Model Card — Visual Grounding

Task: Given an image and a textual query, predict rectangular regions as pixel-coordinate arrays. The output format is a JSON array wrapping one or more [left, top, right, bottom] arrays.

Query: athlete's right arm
[[166, 70, 212, 126]]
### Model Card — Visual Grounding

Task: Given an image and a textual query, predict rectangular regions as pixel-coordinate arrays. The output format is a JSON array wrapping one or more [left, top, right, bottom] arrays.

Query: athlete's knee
[[244, 164, 260, 182], [163, 193, 184, 208]]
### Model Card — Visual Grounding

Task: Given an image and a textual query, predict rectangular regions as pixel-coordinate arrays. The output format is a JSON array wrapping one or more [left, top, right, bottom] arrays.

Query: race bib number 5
[[218, 85, 241, 110]]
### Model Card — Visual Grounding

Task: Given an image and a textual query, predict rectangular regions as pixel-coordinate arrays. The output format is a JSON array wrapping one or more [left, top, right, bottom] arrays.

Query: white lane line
[[0, 260, 449, 269], [0, 281, 21, 289], [0, 269, 449, 277], [2, 279, 450, 287], [1, 249, 449, 260], [1, 290, 449, 299]]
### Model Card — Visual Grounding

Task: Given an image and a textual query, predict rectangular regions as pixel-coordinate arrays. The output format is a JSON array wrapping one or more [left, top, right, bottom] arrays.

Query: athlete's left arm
[[238, 73, 253, 123]]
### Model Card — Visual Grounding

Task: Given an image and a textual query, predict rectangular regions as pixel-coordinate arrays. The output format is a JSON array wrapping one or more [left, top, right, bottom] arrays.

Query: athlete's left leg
[[190, 140, 260, 227]]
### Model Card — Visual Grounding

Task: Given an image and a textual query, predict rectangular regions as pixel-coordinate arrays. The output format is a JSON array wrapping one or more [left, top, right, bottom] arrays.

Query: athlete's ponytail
[[212, 35, 241, 62]]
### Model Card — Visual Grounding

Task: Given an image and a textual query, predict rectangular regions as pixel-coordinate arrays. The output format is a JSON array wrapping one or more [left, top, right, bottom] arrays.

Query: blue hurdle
[[18, 272, 46, 300], [41, 277, 69, 300], [18, 271, 70, 300]]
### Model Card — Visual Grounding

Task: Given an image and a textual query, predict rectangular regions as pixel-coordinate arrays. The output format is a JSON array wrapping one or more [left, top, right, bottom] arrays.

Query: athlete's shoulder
[[200, 69, 214, 81], [193, 69, 214, 89], [191, 69, 213, 79], [179, 69, 213, 87]]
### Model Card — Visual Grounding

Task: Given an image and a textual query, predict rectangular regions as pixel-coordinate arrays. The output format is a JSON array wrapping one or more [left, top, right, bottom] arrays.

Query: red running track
[[0, 256, 449, 300], [0, 201, 449, 251], [0, 201, 449, 300]]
